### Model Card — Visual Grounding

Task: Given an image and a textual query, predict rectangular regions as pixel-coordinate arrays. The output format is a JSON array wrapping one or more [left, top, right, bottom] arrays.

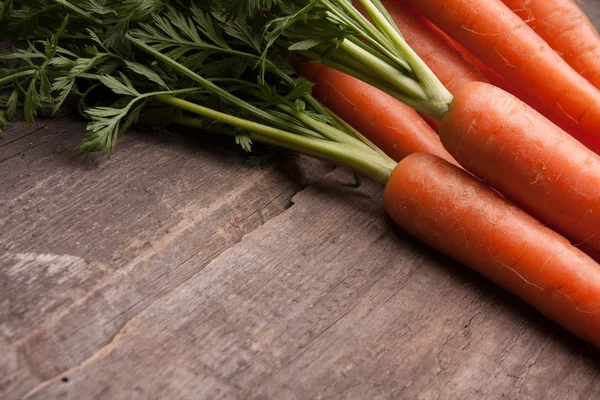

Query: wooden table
[[3, 5, 600, 400]]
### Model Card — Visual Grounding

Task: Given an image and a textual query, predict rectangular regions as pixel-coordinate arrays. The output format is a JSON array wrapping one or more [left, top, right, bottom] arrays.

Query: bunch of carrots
[[303, 0, 600, 347], [2, 0, 600, 349], [301, 0, 600, 345]]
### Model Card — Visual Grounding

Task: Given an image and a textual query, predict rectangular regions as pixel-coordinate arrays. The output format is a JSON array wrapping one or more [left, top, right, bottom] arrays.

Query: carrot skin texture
[[385, 153, 600, 347], [501, 0, 600, 91], [420, 114, 441, 132], [440, 82, 600, 253], [300, 62, 458, 164], [581, 245, 600, 264], [400, 0, 600, 139], [463, 44, 600, 155]]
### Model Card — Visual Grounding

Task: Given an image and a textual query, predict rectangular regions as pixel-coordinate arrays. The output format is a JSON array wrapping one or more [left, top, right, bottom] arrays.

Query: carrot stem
[[357, 0, 452, 103], [296, 48, 449, 119], [326, 0, 412, 72], [161, 96, 397, 185], [324, 107, 395, 161], [276, 103, 377, 152], [336, 39, 427, 100]]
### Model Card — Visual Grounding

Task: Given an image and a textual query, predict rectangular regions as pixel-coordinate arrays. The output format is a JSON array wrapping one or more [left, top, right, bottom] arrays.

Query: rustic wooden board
[[12, 168, 600, 400], [2, 3, 600, 400], [0, 120, 331, 398]]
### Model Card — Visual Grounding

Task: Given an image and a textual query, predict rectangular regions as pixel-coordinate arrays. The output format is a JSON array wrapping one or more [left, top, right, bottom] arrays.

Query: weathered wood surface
[[3, 4, 600, 400]]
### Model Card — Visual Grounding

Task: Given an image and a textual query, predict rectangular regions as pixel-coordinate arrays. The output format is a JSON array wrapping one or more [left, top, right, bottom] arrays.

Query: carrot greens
[[0, 0, 452, 182]]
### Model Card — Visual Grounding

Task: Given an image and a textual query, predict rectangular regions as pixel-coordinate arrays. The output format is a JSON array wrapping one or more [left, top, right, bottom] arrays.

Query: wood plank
[[17, 170, 600, 400], [0, 121, 331, 399]]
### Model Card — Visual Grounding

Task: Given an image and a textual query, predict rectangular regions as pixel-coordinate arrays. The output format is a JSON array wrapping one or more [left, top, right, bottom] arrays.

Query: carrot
[[501, 0, 600, 91], [439, 82, 600, 253], [386, 152, 600, 348], [380, 0, 600, 154], [424, 32, 600, 253], [348, 1, 600, 254], [399, 0, 600, 140], [420, 114, 440, 132], [469, 52, 600, 155], [300, 62, 458, 164], [582, 245, 600, 264]]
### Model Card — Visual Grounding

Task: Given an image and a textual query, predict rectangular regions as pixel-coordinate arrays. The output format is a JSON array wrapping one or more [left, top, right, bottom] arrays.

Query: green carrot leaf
[[5, 89, 19, 120], [215, 0, 279, 20], [121, 99, 148, 131], [263, 0, 318, 50], [125, 61, 169, 89], [284, 77, 314, 101], [0, 87, 18, 136], [214, 14, 262, 53], [97, 74, 140, 97], [235, 133, 253, 152], [190, 4, 230, 49], [24, 78, 41, 126], [288, 38, 324, 51]]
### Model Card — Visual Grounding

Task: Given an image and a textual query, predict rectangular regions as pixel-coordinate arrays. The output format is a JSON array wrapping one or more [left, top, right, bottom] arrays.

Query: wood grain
[[0, 120, 331, 398], [14, 169, 600, 400], [3, 3, 600, 399]]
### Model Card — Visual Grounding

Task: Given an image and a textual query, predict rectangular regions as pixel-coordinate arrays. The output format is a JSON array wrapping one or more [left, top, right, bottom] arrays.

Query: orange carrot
[[501, 0, 600, 91], [350, 1, 600, 253], [300, 62, 458, 164], [386, 152, 600, 348], [380, 0, 600, 154], [304, 1, 600, 257], [439, 82, 600, 253], [382, 5, 600, 253], [469, 52, 600, 155], [399, 0, 600, 140]]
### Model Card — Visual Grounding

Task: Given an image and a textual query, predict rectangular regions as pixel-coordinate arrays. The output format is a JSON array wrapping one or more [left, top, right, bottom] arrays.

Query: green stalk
[[296, 49, 449, 119], [325, 108, 395, 164], [337, 39, 427, 100], [346, 36, 409, 74], [358, 0, 452, 103], [159, 95, 396, 185], [51, 0, 102, 25], [321, 2, 411, 73], [263, 109, 327, 140], [285, 0, 453, 119], [277, 103, 375, 151], [0, 69, 36, 86], [367, 0, 405, 38], [305, 42, 383, 81]]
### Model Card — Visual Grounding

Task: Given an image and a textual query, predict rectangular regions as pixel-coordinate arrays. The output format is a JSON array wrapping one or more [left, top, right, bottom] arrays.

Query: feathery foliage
[[0, 0, 449, 182]]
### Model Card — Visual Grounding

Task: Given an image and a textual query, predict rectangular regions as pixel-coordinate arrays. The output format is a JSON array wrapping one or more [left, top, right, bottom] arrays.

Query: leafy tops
[[0, 0, 449, 183]]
